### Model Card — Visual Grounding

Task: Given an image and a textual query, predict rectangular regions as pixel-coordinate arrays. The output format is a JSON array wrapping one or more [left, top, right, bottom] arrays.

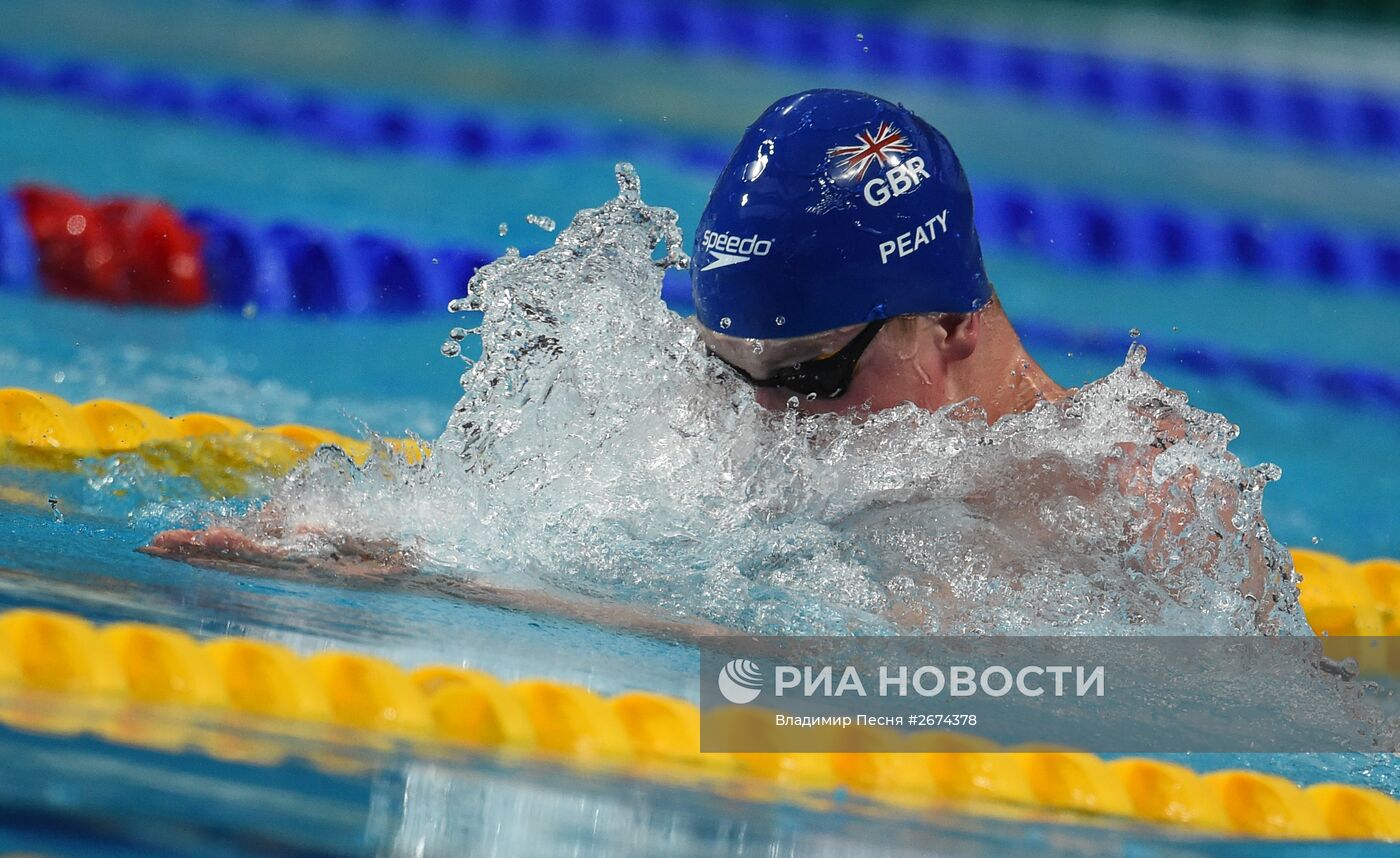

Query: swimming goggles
[[711, 319, 886, 400]]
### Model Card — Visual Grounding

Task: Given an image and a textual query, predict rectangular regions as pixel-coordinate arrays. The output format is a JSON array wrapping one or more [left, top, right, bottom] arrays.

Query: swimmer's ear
[[934, 313, 979, 362]]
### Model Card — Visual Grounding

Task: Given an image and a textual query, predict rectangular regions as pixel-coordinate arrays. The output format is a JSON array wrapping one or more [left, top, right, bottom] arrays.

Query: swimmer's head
[[692, 89, 993, 415], [691, 89, 990, 341]]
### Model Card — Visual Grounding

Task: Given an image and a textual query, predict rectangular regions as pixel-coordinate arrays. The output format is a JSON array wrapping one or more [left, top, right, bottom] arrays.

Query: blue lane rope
[[1, 50, 1397, 299], [238, 0, 1400, 159], [182, 207, 492, 315], [3, 188, 1397, 415], [973, 188, 1400, 295]]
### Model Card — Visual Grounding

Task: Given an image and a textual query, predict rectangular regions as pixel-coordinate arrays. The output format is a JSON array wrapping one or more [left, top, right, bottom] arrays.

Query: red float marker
[[15, 184, 209, 308]]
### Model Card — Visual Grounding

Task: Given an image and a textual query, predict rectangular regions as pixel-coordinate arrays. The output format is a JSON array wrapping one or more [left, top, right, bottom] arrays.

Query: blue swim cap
[[692, 89, 991, 340]]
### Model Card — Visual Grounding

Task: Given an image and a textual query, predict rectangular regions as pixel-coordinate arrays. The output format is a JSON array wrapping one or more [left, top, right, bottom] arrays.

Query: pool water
[[1, 0, 1398, 854]]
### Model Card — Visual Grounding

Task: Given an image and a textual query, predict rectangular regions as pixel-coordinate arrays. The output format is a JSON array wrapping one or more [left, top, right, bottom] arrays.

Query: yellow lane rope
[[0, 388, 426, 494], [0, 608, 1395, 841]]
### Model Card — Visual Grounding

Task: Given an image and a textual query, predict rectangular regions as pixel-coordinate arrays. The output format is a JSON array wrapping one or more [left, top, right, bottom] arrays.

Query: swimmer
[[146, 89, 1288, 633], [692, 89, 1066, 421]]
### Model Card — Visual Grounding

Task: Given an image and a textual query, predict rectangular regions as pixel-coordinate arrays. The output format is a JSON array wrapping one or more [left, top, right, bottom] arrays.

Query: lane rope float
[[0, 387, 427, 495], [0, 606, 1395, 841], [1, 50, 1397, 299], [249, 0, 1400, 159]]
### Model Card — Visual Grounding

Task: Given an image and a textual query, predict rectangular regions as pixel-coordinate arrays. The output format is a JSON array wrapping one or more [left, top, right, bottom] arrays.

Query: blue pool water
[[1, 5, 1396, 555], [3, 430, 1397, 856], [1, 0, 1398, 854]]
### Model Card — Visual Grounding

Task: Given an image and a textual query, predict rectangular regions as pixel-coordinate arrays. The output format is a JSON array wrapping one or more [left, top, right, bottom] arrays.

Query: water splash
[[233, 165, 1307, 637], [525, 214, 557, 233]]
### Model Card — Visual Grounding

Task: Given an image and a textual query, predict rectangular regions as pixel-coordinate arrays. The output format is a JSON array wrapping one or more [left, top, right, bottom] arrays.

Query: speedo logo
[[700, 230, 773, 272]]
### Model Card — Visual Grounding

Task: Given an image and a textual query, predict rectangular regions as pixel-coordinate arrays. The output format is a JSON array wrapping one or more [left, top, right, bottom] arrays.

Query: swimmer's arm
[[143, 527, 729, 643]]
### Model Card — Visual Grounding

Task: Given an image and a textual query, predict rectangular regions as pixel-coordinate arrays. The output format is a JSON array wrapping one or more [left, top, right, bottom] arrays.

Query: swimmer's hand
[[143, 526, 418, 580], [146, 527, 279, 561]]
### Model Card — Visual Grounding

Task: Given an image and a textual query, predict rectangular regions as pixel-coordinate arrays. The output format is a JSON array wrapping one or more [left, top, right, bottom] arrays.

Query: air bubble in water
[[441, 341, 461, 357], [1129, 327, 1141, 338], [806, 391, 818, 401], [751, 341, 764, 354], [856, 32, 864, 40], [526, 214, 556, 233], [719, 317, 732, 329], [774, 316, 786, 327], [498, 222, 509, 237], [449, 327, 469, 341]]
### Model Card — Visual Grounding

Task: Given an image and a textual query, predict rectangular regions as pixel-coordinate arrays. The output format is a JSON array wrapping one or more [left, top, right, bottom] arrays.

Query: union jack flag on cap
[[827, 122, 914, 181]]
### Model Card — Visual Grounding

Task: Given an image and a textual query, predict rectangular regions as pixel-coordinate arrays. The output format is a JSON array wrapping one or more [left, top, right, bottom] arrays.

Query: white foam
[[241, 165, 1308, 637]]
